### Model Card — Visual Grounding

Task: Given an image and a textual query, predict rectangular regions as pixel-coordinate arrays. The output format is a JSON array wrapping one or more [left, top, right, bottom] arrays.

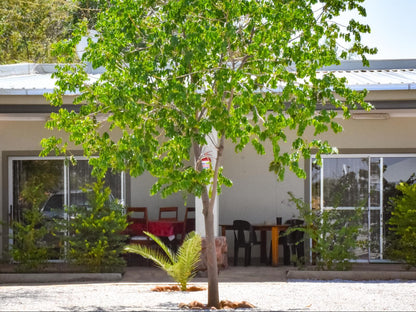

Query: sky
[[341, 0, 416, 60]]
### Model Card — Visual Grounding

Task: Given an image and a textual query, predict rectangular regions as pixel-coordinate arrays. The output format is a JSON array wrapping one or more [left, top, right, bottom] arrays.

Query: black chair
[[232, 220, 260, 266], [281, 219, 305, 265]]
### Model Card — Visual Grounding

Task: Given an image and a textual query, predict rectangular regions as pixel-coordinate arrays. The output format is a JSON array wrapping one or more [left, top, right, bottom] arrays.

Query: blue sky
[[343, 0, 416, 59]]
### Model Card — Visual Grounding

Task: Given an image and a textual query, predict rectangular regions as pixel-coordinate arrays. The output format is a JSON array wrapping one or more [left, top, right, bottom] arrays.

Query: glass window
[[9, 156, 124, 260], [311, 154, 416, 262]]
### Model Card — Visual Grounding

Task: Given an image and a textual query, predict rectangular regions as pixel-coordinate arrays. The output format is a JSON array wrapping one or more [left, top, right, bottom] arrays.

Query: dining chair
[[125, 207, 151, 245], [123, 207, 154, 266], [232, 220, 260, 266], [158, 206, 178, 221], [182, 207, 195, 240]]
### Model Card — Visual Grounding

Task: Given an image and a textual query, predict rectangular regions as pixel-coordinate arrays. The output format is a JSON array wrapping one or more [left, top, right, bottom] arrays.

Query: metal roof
[[0, 73, 57, 95], [0, 63, 101, 95], [329, 69, 416, 91], [1, 60, 416, 95]]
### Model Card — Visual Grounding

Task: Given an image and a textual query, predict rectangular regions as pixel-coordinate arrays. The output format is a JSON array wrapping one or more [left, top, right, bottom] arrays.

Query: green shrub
[[125, 231, 201, 291], [63, 179, 128, 272], [11, 207, 49, 272], [288, 192, 365, 271], [10, 179, 49, 272], [387, 182, 416, 268]]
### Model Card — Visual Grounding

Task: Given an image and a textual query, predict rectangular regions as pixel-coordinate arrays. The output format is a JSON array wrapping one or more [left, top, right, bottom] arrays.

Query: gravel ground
[[1, 280, 416, 311]]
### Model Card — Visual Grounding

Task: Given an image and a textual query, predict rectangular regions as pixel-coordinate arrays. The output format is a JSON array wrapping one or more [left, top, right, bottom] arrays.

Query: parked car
[[41, 190, 115, 220]]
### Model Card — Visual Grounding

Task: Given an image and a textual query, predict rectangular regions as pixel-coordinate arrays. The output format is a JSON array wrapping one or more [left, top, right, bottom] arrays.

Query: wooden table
[[220, 224, 289, 266]]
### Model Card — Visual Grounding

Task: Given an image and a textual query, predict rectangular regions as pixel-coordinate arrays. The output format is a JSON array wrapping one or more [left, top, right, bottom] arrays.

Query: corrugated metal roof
[[0, 63, 101, 95], [0, 73, 57, 95], [1, 61, 416, 95], [329, 69, 416, 91]]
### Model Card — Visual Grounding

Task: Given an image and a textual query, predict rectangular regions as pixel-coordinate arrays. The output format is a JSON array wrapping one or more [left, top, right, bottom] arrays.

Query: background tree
[[71, 0, 104, 30], [0, 0, 102, 64], [41, 0, 376, 307]]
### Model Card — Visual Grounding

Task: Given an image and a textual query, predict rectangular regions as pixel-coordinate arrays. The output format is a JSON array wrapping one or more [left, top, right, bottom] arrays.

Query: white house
[[1, 59, 415, 264]]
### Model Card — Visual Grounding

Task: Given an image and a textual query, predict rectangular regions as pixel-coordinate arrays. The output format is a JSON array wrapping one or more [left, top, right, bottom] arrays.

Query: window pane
[[12, 159, 64, 259], [69, 160, 122, 201], [12, 160, 64, 222], [312, 155, 416, 262], [323, 158, 369, 208], [311, 162, 321, 210], [369, 209, 381, 260], [370, 158, 381, 208], [382, 157, 416, 260], [11, 158, 124, 261]]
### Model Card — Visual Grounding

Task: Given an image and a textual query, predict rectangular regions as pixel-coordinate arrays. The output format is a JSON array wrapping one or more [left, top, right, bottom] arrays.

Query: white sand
[[1, 280, 416, 311]]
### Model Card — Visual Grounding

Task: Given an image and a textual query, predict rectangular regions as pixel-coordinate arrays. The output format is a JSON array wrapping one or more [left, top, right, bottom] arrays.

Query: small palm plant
[[124, 231, 201, 291]]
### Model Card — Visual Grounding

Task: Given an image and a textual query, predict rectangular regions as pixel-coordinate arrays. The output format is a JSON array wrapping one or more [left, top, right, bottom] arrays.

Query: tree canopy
[[42, 0, 376, 307]]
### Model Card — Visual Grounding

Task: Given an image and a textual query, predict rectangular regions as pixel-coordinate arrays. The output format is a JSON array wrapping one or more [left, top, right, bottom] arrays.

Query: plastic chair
[[158, 206, 178, 221], [232, 220, 260, 266], [182, 207, 195, 240], [281, 218, 305, 265]]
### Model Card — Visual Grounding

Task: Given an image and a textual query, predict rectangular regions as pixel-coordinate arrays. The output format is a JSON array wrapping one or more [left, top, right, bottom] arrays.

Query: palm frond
[[124, 231, 202, 290], [124, 244, 173, 270], [177, 232, 201, 275], [173, 232, 202, 290], [143, 231, 176, 263]]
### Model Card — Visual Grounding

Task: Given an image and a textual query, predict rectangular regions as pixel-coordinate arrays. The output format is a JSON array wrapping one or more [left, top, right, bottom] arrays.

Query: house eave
[[0, 89, 56, 96]]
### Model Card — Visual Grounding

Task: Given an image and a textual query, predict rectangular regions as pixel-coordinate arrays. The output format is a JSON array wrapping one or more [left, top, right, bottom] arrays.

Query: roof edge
[[0, 63, 104, 77], [0, 63, 58, 77], [2, 59, 416, 75], [321, 59, 416, 71]]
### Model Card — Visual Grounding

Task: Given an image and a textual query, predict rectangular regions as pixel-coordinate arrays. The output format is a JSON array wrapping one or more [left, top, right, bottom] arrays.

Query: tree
[[71, 0, 105, 30], [41, 0, 376, 307], [0, 0, 75, 64], [0, 0, 105, 64]]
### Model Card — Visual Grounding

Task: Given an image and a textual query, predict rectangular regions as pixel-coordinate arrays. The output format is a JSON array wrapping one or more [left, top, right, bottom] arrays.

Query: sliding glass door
[[311, 154, 416, 262], [8, 156, 125, 260]]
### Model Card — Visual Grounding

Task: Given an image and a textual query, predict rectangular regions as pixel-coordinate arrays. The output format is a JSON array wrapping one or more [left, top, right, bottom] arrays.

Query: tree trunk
[[203, 195, 219, 308], [193, 139, 221, 308]]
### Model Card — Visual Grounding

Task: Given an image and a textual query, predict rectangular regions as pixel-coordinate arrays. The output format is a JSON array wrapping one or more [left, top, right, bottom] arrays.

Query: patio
[[2, 262, 416, 284], [122, 263, 416, 283]]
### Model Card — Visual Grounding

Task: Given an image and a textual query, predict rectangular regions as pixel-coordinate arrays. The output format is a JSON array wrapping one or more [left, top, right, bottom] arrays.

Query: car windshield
[[42, 193, 90, 212]]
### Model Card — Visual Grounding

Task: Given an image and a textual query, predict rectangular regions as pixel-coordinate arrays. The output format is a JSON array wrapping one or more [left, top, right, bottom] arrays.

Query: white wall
[[220, 141, 303, 225], [1, 115, 416, 261], [218, 117, 416, 225], [129, 172, 193, 221], [321, 117, 416, 149]]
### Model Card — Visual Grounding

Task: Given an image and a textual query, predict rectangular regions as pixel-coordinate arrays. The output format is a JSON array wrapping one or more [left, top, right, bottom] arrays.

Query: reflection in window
[[321, 158, 368, 208], [11, 157, 124, 260], [311, 155, 416, 262]]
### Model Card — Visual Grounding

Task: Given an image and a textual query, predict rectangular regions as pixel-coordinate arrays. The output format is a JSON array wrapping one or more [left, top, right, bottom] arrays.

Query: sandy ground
[[1, 279, 416, 311]]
